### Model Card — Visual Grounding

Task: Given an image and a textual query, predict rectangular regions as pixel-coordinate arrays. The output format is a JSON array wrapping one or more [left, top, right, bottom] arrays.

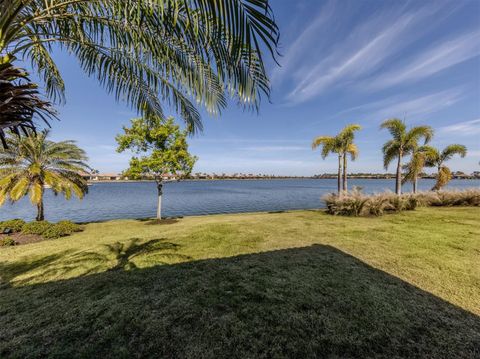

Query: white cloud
[[438, 119, 480, 136], [366, 30, 480, 90]]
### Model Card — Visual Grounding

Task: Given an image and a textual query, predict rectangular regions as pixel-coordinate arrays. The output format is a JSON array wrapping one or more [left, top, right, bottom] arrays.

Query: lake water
[[1, 179, 479, 222]]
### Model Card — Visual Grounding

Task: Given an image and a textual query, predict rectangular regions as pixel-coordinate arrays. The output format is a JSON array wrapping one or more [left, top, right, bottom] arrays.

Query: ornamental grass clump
[[324, 188, 370, 216], [323, 189, 478, 217]]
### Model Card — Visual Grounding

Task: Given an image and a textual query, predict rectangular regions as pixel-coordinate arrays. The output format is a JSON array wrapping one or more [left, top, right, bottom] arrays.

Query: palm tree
[[424, 144, 467, 190], [0, 130, 90, 220], [312, 135, 342, 193], [0, 1, 279, 134], [338, 124, 361, 191], [380, 119, 433, 195], [0, 62, 56, 146], [402, 146, 436, 193]]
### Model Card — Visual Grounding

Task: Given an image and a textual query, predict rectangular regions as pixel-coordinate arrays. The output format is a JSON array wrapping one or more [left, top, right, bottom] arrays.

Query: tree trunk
[[342, 153, 348, 192], [156, 180, 163, 220], [412, 175, 417, 194], [36, 199, 44, 221], [337, 154, 343, 194], [395, 152, 402, 195]]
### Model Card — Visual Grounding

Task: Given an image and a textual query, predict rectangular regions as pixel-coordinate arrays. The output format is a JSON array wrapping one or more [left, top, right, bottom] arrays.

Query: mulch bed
[[0, 233, 43, 246]]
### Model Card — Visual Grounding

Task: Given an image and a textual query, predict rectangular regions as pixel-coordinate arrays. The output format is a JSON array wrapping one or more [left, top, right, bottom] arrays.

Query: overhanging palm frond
[[2, 0, 280, 133], [0, 62, 57, 146]]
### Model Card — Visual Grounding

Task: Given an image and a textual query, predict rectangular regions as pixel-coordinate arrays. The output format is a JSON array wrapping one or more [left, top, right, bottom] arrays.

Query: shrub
[[42, 221, 83, 239], [56, 220, 83, 234], [21, 221, 54, 235], [0, 219, 26, 233], [0, 237, 16, 246]]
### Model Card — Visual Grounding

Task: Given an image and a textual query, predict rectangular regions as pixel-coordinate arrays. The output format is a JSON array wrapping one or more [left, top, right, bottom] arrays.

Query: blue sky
[[30, 0, 480, 175]]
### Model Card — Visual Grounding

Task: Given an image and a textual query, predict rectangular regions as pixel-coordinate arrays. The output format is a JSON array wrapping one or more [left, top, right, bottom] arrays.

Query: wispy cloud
[[282, 3, 447, 104], [366, 30, 480, 90], [438, 119, 480, 136], [336, 88, 465, 121], [240, 145, 306, 152]]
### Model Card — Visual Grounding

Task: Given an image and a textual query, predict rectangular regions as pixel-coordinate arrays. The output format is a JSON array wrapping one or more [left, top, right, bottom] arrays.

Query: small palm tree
[[402, 146, 436, 193], [0, 131, 90, 221], [424, 144, 467, 190], [312, 124, 361, 194], [381, 119, 433, 195], [338, 124, 361, 191], [312, 136, 342, 193]]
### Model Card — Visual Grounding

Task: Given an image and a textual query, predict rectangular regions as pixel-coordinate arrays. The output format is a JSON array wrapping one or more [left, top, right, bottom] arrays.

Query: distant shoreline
[[88, 177, 480, 184]]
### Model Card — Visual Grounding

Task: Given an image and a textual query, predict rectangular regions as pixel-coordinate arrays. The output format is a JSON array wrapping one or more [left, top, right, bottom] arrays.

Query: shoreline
[[88, 177, 480, 184]]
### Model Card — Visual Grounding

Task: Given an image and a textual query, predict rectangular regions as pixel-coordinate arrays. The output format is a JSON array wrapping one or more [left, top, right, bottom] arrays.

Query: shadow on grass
[[0, 245, 479, 358]]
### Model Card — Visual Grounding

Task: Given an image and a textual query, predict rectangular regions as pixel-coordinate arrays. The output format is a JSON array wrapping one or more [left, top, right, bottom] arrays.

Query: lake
[[1, 179, 479, 222]]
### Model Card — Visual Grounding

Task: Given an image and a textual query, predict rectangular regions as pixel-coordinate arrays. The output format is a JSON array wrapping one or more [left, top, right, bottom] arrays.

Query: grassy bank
[[1, 207, 479, 358]]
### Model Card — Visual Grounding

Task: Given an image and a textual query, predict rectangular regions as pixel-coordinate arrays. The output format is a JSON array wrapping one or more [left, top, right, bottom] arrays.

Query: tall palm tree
[[424, 144, 467, 190], [338, 124, 361, 191], [0, 130, 90, 220], [0, 62, 56, 146], [312, 135, 343, 194], [381, 119, 433, 195], [0, 1, 279, 134]]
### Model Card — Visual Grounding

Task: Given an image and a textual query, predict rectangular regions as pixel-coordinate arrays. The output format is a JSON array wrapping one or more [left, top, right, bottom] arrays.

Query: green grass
[[1, 207, 479, 358]]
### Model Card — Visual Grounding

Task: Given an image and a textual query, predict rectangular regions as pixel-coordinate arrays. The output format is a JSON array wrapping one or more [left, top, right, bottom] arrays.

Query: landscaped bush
[[43, 221, 83, 239], [0, 219, 26, 233], [21, 221, 54, 235], [0, 237, 16, 246], [323, 188, 479, 217]]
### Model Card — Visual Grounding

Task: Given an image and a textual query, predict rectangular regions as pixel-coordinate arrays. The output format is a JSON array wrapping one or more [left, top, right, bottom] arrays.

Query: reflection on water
[[0, 179, 478, 222]]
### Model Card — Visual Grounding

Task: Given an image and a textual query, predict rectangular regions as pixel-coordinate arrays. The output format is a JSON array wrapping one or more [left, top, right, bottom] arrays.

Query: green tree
[[0, 131, 90, 220], [116, 117, 197, 219], [380, 119, 433, 195], [424, 144, 467, 190], [312, 124, 361, 194], [1, 1, 279, 134]]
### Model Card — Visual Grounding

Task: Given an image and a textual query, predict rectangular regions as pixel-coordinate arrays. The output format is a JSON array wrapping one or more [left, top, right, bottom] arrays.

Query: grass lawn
[[1, 207, 479, 358]]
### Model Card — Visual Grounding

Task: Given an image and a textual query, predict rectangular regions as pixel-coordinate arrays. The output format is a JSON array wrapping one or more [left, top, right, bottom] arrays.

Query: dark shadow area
[[0, 245, 478, 358], [268, 210, 286, 214]]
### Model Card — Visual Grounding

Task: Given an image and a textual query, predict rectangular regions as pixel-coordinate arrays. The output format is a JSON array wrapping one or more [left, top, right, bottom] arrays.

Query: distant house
[[81, 172, 124, 181]]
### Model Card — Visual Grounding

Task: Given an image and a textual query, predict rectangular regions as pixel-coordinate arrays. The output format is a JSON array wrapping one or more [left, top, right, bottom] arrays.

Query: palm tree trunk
[[156, 179, 163, 220], [395, 152, 402, 195], [36, 199, 44, 221], [337, 154, 343, 194], [413, 175, 417, 194], [342, 153, 347, 192]]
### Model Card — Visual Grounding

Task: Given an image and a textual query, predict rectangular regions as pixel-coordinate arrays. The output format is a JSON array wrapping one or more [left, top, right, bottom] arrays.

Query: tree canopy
[[116, 117, 197, 181]]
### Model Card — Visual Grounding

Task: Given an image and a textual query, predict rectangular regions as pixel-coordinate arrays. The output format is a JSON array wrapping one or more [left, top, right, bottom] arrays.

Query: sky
[[27, 0, 480, 175]]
